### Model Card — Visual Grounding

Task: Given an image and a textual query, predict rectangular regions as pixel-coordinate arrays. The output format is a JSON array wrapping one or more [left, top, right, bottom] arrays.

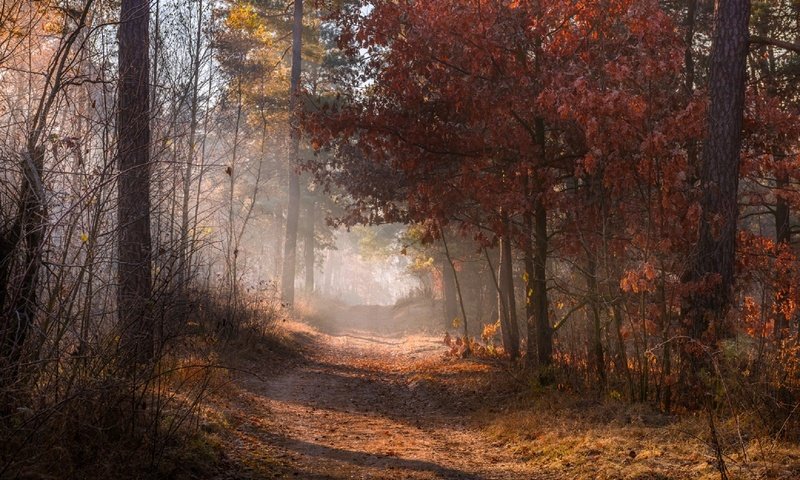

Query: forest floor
[[197, 304, 800, 480]]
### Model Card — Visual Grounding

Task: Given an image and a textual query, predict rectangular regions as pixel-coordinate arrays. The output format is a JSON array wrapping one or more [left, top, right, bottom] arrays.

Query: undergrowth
[[0, 288, 296, 479], [476, 363, 800, 480]]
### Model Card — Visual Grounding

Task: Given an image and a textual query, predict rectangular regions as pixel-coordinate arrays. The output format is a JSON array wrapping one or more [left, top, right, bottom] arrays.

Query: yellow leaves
[[226, 3, 261, 32], [79, 232, 89, 243], [409, 255, 434, 273], [226, 3, 275, 45], [254, 25, 276, 45], [42, 21, 63, 35]]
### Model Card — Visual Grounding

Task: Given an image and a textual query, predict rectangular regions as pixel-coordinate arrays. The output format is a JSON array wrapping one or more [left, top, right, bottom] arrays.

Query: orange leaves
[[306, 0, 704, 331], [620, 262, 657, 294], [643, 263, 657, 281], [481, 321, 501, 343], [742, 296, 765, 337], [581, 152, 598, 175], [737, 231, 800, 339]]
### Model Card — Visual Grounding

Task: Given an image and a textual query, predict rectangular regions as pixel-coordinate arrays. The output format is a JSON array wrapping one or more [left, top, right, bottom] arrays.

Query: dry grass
[[0, 290, 301, 480], [169, 317, 800, 480], [480, 391, 800, 479]]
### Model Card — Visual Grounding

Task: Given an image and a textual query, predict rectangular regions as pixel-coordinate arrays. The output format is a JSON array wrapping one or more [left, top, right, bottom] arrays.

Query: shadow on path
[[222, 324, 530, 480], [258, 430, 482, 479]]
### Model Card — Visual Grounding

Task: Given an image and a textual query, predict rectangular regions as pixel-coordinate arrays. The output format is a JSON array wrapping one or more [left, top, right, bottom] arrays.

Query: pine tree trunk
[[683, 0, 750, 391], [281, 0, 304, 307], [684, 0, 749, 338], [117, 0, 153, 363]]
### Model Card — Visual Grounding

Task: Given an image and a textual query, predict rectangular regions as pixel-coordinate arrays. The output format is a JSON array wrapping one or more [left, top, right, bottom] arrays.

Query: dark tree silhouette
[[117, 0, 153, 362]]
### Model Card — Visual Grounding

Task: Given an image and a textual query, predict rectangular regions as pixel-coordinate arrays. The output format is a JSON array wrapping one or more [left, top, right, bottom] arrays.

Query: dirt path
[[202, 304, 800, 480], [218, 322, 540, 479]]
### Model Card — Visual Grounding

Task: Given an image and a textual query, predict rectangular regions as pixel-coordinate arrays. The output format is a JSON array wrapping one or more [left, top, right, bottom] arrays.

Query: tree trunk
[[1, 146, 46, 371], [224, 83, 243, 331], [684, 0, 697, 94], [274, 201, 284, 281], [441, 229, 469, 342], [499, 213, 520, 359], [775, 172, 790, 338], [189, 28, 215, 279], [0, 232, 14, 327], [533, 198, 551, 366], [684, 0, 749, 337], [442, 255, 458, 328], [524, 197, 552, 367], [684, 0, 700, 181], [586, 256, 606, 387], [524, 210, 536, 359], [118, 0, 153, 363], [1, 0, 93, 378], [612, 303, 635, 400], [532, 118, 552, 366], [179, 0, 204, 292], [281, 0, 303, 307], [303, 197, 315, 294]]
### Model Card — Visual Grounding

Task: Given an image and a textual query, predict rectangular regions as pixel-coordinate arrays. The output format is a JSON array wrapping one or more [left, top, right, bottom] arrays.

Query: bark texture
[[281, 0, 304, 306], [683, 0, 750, 364], [117, 0, 153, 362], [498, 213, 520, 360]]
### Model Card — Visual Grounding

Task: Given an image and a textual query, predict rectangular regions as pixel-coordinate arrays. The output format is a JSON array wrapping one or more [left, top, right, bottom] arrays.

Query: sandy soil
[[214, 312, 541, 479]]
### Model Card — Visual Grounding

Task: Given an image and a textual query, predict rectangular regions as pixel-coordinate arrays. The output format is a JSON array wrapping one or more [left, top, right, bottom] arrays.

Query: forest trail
[[216, 304, 541, 479]]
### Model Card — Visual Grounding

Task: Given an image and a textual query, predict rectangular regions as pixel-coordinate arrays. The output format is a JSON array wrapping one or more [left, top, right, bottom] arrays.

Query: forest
[[2, 0, 800, 478]]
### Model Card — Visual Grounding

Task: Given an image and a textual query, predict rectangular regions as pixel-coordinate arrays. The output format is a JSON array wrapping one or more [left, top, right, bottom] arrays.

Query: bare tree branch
[[750, 35, 800, 54]]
